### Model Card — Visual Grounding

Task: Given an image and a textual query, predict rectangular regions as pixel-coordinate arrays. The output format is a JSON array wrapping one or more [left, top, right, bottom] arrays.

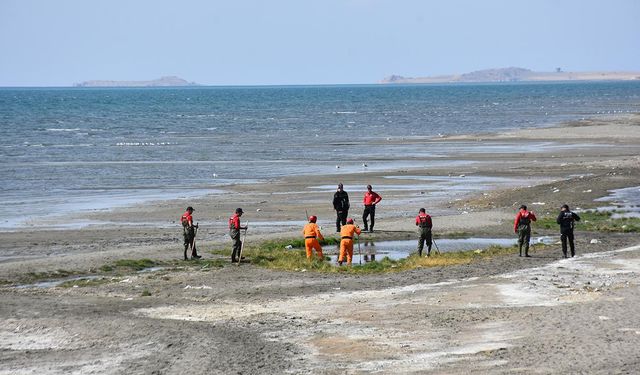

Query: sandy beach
[[1, 115, 640, 374]]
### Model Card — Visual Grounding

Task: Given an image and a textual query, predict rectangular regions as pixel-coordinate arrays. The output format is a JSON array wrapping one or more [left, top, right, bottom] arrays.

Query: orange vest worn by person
[[339, 224, 362, 265], [302, 223, 324, 259]]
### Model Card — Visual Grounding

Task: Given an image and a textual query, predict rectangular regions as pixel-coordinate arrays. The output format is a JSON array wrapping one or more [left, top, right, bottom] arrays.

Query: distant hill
[[74, 76, 198, 87], [380, 67, 640, 84]]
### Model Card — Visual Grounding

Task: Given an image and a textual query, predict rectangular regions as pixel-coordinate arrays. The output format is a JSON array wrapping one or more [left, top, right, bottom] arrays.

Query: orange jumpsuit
[[339, 224, 362, 265], [302, 223, 324, 259]]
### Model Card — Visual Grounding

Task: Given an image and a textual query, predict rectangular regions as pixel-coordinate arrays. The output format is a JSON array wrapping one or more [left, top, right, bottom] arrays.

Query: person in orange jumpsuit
[[302, 215, 324, 260], [338, 218, 362, 266]]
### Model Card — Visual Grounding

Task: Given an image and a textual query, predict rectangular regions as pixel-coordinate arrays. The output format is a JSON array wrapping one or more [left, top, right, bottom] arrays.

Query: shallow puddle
[[13, 275, 102, 289], [325, 237, 524, 264], [595, 186, 640, 218]]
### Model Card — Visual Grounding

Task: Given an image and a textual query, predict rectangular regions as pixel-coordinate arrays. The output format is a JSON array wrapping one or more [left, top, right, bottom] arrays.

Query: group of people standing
[[332, 183, 382, 233], [180, 183, 584, 264], [514, 204, 581, 258], [306, 183, 382, 266]]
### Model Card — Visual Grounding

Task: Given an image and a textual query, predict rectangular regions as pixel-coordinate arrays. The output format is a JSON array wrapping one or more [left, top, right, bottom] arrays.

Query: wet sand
[[1, 115, 640, 374]]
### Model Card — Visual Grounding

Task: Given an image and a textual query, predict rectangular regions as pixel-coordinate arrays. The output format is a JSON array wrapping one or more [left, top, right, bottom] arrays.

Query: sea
[[1, 82, 639, 229]]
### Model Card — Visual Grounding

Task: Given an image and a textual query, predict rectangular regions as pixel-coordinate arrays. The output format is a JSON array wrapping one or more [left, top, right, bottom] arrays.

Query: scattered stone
[[590, 239, 601, 244]]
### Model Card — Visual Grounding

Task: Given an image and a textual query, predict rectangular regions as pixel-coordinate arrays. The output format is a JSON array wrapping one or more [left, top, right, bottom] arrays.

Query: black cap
[[419, 208, 426, 213], [561, 204, 570, 210], [235, 207, 244, 214], [519, 205, 527, 210], [186, 206, 194, 211]]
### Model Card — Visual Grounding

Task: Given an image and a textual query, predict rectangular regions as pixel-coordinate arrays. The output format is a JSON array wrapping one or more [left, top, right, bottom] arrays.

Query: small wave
[[176, 114, 218, 118], [116, 142, 178, 146], [46, 128, 81, 132], [334, 111, 357, 114]]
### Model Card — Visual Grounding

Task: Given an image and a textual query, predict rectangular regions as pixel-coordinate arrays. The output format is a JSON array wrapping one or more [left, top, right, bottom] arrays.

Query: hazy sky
[[1, 0, 639, 86]]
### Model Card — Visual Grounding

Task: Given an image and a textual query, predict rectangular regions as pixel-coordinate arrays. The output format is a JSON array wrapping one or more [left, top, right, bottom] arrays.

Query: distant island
[[74, 76, 198, 87], [380, 67, 640, 84]]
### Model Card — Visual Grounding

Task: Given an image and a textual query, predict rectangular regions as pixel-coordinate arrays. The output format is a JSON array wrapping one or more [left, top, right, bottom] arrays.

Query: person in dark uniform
[[362, 185, 382, 232], [415, 208, 433, 257], [333, 183, 350, 232], [229, 208, 247, 263], [557, 204, 581, 258], [180, 206, 200, 260], [514, 204, 537, 257]]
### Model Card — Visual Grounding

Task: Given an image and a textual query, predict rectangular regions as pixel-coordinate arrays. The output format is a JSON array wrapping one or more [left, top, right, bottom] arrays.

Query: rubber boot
[[427, 245, 432, 257], [184, 247, 189, 261], [191, 249, 201, 259], [418, 248, 422, 257]]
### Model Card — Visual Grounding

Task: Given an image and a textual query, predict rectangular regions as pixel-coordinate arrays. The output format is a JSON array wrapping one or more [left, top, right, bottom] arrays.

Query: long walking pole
[[432, 237, 440, 255], [237, 221, 249, 266], [192, 222, 199, 257], [357, 234, 361, 265]]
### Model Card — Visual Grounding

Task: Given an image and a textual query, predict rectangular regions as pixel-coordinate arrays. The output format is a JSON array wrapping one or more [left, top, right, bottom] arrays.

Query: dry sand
[[1, 115, 639, 374]]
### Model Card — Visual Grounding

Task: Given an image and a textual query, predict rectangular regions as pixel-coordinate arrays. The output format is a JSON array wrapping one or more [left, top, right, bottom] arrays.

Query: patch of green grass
[[537, 211, 640, 232], [243, 240, 541, 274], [99, 265, 114, 272], [198, 259, 226, 269], [141, 289, 152, 297], [113, 259, 158, 270], [437, 231, 472, 239], [21, 269, 79, 284]]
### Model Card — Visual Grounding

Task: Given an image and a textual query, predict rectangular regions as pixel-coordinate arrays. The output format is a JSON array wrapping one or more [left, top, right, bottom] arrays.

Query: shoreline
[[1, 113, 640, 373], [4, 113, 639, 232]]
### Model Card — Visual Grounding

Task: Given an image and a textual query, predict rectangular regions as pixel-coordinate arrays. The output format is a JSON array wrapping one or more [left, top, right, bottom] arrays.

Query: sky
[[1, 0, 639, 86]]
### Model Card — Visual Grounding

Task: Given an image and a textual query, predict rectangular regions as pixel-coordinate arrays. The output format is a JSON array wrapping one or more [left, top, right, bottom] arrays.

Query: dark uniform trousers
[[362, 205, 376, 231], [230, 228, 242, 261], [417, 226, 432, 256], [336, 210, 348, 231], [561, 230, 575, 257], [183, 226, 195, 259], [517, 225, 531, 256]]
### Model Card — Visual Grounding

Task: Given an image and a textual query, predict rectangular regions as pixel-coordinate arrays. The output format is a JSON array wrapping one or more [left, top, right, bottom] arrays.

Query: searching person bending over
[[302, 215, 324, 260], [557, 204, 581, 258], [229, 208, 247, 263], [415, 208, 433, 257], [333, 183, 350, 232], [338, 218, 362, 266], [514, 204, 537, 257], [180, 206, 200, 260], [362, 185, 382, 232]]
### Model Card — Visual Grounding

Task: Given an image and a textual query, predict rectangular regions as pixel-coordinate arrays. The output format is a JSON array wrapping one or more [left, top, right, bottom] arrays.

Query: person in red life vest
[[415, 208, 433, 257], [362, 184, 382, 232], [229, 208, 247, 263], [338, 218, 362, 266], [302, 215, 324, 260], [180, 206, 200, 260], [514, 204, 537, 257]]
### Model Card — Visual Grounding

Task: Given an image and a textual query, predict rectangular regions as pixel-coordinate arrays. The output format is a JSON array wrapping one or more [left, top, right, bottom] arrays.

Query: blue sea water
[[1, 82, 639, 228]]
